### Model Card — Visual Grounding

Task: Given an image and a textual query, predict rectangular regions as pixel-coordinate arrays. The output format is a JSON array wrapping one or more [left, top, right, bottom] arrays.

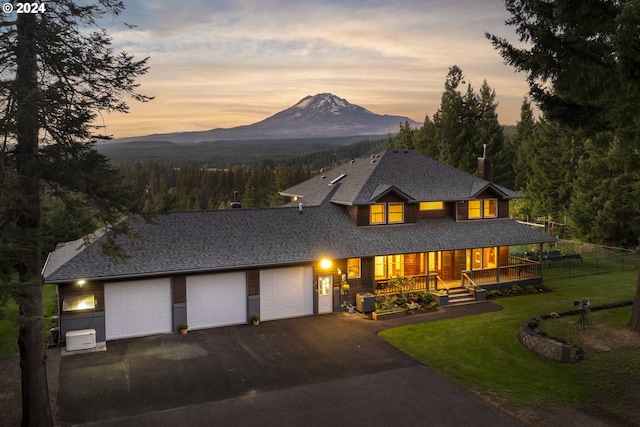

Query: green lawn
[[379, 268, 639, 424], [0, 285, 58, 359]]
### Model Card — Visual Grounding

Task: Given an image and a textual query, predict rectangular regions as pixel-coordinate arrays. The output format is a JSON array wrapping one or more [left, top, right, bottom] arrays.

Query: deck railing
[[375, 257, 541, 295], [464, 257, 541, 284], [375, 274, 453, 295]]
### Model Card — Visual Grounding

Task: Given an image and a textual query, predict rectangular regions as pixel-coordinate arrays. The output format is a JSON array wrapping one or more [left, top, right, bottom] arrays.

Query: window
[[374, 255, 405, 279], [468, 200, 482, 219], [62, 294, 95, 311], [484, 199, 497, 218], [388, 203, 404, 223], [347, 258, 361, 278], [369, 203, 405, 224], [419, 201, 444, 211], [468, 247, 497, 269], [468, 199, 498, 219], [370, 204, 385, 224]]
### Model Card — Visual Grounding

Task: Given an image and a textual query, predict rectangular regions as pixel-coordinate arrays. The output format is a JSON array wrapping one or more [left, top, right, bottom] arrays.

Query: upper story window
[[484, 199, 497, 218], [468, 199, 497, 219], [370, 203, 404, 225], [370, 204, 386, 224], [388, 203, 404, 223], [419, 201, 444, 211], [468, 200, 482, 219]]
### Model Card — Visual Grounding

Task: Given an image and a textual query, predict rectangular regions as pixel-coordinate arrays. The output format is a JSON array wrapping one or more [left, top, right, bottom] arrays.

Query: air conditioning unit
[[66, 329, 97, 351]]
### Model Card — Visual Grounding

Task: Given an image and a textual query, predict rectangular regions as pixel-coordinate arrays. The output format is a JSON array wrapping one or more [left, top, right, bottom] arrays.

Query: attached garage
[[105, 278, 172, 340], [186, 272, 247, 329], [260, 266, 314, 321]]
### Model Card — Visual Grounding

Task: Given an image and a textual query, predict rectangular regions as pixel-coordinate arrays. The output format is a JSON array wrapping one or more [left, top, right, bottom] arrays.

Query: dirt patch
[[578, 327, 640, 352]]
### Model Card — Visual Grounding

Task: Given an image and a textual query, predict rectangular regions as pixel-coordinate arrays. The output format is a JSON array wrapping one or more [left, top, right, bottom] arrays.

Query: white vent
[[328, 174, 346, 186], [66, 329, 97, 351]]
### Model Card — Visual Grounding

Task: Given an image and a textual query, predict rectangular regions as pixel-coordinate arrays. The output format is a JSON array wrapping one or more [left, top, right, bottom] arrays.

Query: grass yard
[[379, 268, 639, 425], [0, 284, 58, 359]]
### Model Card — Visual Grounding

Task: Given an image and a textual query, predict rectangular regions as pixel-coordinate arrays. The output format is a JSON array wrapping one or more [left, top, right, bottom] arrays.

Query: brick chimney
[[478, 144, 492, 181]]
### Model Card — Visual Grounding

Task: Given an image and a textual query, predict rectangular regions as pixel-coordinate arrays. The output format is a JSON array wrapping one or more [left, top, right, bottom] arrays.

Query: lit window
[[374, 255, 405, 279], [347, 258, 361, 278], [484, 247, 497, 268], [484, 199, 497, 217], [370, 204, 385, 224], [388, 203, 404, 223], [419, 201, 444, 211], [375, 256, 386, 279], [468, 200, 482, 219], [62, 294, 95, 311]]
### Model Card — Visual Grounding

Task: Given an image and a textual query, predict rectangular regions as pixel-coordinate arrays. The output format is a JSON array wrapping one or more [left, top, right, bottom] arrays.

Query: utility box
[[356, 292, 375, 313], [66, 329, 97, 351]]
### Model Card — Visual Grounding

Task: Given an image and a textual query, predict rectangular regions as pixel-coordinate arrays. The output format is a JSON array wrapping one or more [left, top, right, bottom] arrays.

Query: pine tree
[[0, 3, 151, 424], [512, 98, 537, 191]]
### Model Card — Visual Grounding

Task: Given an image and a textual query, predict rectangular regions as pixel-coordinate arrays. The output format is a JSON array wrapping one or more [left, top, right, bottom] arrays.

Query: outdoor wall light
[[320, 259, 332, 269], [77, 280, 86, 287]]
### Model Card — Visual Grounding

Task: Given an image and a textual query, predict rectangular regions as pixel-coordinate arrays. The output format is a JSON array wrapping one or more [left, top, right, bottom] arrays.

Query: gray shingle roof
[[43, 202, 556, 284], [281, 149, 521, 207]]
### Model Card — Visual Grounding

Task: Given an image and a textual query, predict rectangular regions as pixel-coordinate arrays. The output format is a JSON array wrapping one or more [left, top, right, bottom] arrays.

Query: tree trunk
[[628, 254, 640, 333], [15, 13, 53, 427]]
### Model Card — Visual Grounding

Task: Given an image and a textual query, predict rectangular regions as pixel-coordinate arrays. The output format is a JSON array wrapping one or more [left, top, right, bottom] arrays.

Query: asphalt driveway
[[56, 304, 520, 426]]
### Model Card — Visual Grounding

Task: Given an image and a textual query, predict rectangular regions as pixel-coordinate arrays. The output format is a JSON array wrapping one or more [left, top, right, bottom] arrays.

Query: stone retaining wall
[[518, 300, 633, 363]]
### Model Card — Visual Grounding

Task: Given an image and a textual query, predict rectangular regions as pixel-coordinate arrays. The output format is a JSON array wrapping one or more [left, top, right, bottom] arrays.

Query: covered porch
[[373, 248, 544, 303]]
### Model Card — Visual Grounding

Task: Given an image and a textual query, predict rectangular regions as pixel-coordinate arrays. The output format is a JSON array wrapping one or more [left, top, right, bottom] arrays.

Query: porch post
[[539, 242, 544, 276], [496, 247, 500, 283]]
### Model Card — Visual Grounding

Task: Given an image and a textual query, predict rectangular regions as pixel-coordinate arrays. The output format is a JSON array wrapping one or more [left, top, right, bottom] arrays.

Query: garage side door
[[260, 266, 313, 321], [186, 272, 247, 329], [105, 278, 172, 340]]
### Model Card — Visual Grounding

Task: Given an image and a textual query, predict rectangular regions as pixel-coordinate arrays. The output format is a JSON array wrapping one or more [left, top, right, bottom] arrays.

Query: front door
[[318, 275, 333, 314]]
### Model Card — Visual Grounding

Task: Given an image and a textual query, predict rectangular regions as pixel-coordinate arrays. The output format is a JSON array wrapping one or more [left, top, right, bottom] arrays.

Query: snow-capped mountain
[[111, 93, 420, 144]]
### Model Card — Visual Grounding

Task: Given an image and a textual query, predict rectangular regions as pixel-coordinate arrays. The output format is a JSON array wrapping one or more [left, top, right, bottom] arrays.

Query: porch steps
[[447, 288, 477, 306]]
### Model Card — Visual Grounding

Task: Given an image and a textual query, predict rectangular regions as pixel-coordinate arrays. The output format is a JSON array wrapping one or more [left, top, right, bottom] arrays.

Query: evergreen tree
[[432, 66, 466, 169], [395, 121, 415, 149], [0, 3, 151, 424], [512, 97, 537, 191], [488, 0, 640, 331]]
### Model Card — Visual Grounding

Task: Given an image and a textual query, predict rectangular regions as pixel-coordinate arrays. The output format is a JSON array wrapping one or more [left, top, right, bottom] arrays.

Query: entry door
[[317, 275, 333, 314]]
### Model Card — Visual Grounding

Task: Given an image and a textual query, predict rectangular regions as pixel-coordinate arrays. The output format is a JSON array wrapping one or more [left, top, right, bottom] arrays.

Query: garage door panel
[[105, 279, 172, 340], [187, 272, 246, 329], [260, 266, 313, 321]]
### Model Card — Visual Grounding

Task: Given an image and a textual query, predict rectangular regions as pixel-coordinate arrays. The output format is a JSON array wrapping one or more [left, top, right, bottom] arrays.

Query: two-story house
[[43, 149, 556, 344]]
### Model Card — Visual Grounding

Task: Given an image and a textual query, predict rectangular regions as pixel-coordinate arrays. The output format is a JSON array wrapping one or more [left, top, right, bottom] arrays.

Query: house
[[43, 149, 556, 343]]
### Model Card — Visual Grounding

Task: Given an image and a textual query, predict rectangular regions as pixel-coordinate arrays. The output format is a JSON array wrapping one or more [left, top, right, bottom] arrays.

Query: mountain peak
[[110, 93, 420, 144]]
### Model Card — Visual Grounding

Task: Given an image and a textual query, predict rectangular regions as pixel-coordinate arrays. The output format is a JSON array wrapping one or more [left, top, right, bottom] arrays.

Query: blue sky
[[102, 0, 529, 138]]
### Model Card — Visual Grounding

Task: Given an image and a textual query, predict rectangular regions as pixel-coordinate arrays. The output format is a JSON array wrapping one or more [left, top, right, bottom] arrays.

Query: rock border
[[519, 300, 633, 363]]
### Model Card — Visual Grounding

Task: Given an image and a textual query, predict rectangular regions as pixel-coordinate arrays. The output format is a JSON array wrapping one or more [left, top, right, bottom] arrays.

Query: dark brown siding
[[338, 257, 375, 305], [345, 205, 358, 222], [377, 193, 406, 203], [404, 203, 417, 224], [58, 281, 105, 315], [172, 276, 186, 304], [247, 269, 260, 296], [498, 199, 509, 218], [356, 206, 370, 226]]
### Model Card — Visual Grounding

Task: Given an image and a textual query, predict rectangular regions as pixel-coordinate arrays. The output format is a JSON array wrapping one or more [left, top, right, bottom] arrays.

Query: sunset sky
[[101, 0, 530, 138]]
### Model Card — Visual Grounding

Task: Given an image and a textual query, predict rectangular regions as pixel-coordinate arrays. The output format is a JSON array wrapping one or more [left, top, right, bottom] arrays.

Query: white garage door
[[260, 266, 313, 321], [187, 272, 247, 329], [105, 278, 172, 340]]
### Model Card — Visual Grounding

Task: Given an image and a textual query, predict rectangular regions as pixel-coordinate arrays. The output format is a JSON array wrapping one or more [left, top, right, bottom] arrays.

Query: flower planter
[[474, 289, 487, 301], [371, 309, 406, 320]]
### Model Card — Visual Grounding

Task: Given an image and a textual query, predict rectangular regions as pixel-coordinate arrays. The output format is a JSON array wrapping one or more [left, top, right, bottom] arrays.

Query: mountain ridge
[[109, 93, 420, 144]]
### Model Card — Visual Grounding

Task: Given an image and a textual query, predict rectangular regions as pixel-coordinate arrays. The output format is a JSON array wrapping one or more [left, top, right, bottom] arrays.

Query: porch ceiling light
[[77, 279, 86, 287], [320, 259, 332, 269]]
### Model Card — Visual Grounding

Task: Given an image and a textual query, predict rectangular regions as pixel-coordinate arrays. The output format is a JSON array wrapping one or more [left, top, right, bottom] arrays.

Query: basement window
[[62, 294, 95, 312]]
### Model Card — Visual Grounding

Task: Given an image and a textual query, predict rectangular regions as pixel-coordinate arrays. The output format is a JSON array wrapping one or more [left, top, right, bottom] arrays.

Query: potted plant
[[178, 323, 188, 335], [250, 314, 260, 326]]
